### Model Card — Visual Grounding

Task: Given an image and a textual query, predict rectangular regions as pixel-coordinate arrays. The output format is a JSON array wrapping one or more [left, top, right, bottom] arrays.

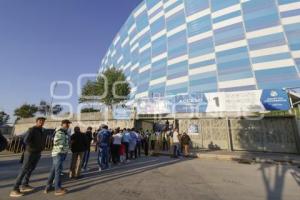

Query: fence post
[[293, 117, 300, 154], [226, 117, 233, 151]]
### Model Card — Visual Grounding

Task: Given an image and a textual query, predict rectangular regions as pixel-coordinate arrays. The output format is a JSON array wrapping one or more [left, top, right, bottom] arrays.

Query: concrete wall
[[179, 117, 300, 154], [14, 112, 134, 135], [179, 119, 230, 150]]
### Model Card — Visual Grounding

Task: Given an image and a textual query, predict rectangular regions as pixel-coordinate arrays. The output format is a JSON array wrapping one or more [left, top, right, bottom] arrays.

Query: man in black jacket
[[69, 127, 87, 179], [10, 117, 47, 198], [81, 127, 93, 171]]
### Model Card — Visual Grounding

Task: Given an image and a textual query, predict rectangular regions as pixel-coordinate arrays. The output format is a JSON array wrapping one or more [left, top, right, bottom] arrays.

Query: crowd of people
[[9, 117, 191, 198]]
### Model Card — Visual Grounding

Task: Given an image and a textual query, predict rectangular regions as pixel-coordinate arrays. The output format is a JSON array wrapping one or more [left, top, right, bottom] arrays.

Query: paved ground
[[0, 153, 299, 200]]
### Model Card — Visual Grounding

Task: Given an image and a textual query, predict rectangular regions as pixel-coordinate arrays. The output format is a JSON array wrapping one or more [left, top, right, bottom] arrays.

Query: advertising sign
[[135, 89, 290, 114], [260, 89, 290, 111], [223, 90, 264, 112], [112, 104, 132, 120], [136, 97, 173, 114]]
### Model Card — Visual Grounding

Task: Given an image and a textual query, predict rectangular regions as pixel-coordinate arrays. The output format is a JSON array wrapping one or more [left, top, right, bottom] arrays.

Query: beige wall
[[14, 112, 134, 135], [179, 119, 230, 150], [179, 117, 300, 153]]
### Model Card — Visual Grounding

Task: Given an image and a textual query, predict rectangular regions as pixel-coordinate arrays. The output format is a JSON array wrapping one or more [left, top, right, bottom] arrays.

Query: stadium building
[[99, 0, 300, 100]]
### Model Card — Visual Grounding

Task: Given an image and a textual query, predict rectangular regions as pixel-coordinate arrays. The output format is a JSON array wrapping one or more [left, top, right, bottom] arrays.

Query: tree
[[38, 100, 63, 116], [80, 68, 131, 106], [52, 104, 63, 115], [14, 104, 38, 119], [0, 111, 9, 126]]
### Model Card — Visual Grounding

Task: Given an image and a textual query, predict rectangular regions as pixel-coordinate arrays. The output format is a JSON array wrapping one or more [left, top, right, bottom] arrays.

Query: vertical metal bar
[[227, 118, 233, 151], [16, 137, 21, 153]]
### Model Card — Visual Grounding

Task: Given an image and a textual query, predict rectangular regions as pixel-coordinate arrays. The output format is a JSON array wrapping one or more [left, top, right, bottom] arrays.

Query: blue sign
[[260, 89, 291, 111]]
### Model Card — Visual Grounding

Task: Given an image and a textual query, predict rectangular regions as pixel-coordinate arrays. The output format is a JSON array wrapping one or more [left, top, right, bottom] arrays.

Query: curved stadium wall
[[99, 0, 300, 100]]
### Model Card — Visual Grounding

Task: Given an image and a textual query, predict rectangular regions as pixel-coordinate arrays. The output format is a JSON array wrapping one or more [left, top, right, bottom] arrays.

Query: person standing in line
[[97, 125, 111, 171], [165, 120, 170, 131], [155, 131, 162, 152], [149, 132, 156, 153], [122, 129, 131, 161], [181, 132, 191, 157], [172, 128, 180, 158], [179, 132, 183, 154], [10, 117, 47, 198], [139, 129, 145, 149], [93, 129, 98, 152], [112, 128, 122, 164], [143, 130, 150, 156], [167, 129, 173, 153], [109, 129, 114, 164], [162, 130, 168, 151], [69, 127, 87, 179], [136, 131, 142, 158], [44, 120, 71, 196], [129, 128, 137, 159], [82, 127, 93, 172], [119, 142, 126, 164]]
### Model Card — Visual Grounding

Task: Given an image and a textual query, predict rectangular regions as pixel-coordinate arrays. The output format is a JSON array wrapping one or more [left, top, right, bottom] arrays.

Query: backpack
[[0, 133, 8, 152]]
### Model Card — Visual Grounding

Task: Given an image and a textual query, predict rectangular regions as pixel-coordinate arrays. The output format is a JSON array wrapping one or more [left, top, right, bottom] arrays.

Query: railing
[[5, 135, 54, 153]]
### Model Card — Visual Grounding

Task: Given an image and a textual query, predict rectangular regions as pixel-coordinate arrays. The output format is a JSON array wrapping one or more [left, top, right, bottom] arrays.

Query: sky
[[0, 0, 142, 121]]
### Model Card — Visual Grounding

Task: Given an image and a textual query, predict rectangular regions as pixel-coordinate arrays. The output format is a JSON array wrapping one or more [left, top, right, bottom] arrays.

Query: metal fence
[[5, 135, 54, 153]]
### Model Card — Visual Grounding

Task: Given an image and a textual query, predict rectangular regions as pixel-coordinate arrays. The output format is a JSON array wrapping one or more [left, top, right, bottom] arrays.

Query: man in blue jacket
[[97, 124, 111, 171]]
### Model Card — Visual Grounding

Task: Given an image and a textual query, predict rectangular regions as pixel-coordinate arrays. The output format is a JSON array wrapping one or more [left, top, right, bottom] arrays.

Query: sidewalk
[[0, 151, 51, 159], [158, 149, 300, 166]]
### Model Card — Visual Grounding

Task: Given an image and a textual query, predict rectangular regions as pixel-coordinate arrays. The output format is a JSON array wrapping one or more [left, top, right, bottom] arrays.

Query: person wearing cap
[[10, 117, 47, 198], [44, 119, 71, 196]]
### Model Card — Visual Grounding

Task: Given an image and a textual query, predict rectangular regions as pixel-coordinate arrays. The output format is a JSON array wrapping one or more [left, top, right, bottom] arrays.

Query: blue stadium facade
[[99, 0, 300, 100]]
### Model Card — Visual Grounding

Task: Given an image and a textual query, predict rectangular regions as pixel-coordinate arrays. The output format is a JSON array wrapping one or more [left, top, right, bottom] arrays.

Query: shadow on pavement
[[0, 153, 192, 194], [235, 119, 300, 200]]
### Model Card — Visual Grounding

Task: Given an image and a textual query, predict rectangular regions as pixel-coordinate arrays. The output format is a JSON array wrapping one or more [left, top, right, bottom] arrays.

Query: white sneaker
[[98, 167, 102, 172]]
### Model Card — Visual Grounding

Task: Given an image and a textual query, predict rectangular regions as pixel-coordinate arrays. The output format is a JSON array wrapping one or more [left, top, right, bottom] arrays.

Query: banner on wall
[[135, 89, 290, 114], [112, 104, 132, 120], [136, 97, 174, 114]]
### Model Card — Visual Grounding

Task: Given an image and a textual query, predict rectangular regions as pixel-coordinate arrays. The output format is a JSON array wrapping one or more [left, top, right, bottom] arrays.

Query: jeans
[[46, 153, 67, 191], [97, 145, 109, 170], [81, 150, 90, 170], [173, 143, 180, 157], [13, 152, 41, 190]]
